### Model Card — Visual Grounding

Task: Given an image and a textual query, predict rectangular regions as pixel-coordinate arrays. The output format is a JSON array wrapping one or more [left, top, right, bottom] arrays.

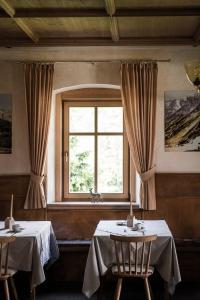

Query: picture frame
[[165, 91, 200, 152], [0, 94, 12, 154]]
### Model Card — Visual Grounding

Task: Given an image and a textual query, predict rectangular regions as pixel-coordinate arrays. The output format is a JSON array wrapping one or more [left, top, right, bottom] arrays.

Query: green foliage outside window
[[69, 136, 93, 192]]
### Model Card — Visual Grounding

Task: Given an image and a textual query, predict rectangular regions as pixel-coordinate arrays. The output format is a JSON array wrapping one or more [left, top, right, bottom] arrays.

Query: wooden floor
[[18, 281, 200, 300], [1, 273, 199, 300]]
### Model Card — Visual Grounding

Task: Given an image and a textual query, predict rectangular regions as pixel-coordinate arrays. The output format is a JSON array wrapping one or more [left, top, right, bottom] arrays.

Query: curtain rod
[[13, 59, 171, 64]]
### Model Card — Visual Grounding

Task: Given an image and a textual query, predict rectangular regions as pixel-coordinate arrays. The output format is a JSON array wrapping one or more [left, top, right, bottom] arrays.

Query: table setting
[[100, 219, 146, 234], [0, 220, 59, 288], [82, 219, 181, 298]]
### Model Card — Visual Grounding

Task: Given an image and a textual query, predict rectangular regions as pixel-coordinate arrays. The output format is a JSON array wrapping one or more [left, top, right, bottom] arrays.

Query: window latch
[[64, 151, 68, 163]]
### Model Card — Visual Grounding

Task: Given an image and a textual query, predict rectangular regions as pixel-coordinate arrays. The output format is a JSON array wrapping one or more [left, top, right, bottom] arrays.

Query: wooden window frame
[[54, 88, 136, 204], [63, 100, 129, 201]]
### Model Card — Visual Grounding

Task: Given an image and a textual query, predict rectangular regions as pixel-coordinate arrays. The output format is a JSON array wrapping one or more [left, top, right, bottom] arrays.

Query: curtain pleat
[[121, 62, 158, 210], [24, 63, 54, 209]]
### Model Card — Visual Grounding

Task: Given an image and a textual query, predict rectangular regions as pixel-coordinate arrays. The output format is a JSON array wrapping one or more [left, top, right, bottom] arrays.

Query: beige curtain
[[121, 62, 158, 210], [24, 63, 54, 209]]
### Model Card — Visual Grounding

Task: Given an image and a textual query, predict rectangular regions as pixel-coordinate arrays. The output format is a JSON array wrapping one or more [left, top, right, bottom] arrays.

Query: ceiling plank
[[0, 7, 200, 18], [0, 0, 39, 43], [104, 0, 119, 42], [0, 37, 194, 47]]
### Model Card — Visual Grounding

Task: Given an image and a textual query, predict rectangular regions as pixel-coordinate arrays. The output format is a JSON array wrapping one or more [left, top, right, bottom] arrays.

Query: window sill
[[47, 201, 140, 211]]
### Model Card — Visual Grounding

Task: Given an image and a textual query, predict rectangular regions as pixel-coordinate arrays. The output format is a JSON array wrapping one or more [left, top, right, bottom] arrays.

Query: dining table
[[0, 220, 59, 298], [82, 219, 181, 298]]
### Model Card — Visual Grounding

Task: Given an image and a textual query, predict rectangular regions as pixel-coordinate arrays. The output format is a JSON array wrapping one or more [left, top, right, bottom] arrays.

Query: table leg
[[97, 276, 104, 300], [10, 277, 19, 300], [97, 286, 103, 300], [164, 281, 172, 300], [30, 287, 36, 300]]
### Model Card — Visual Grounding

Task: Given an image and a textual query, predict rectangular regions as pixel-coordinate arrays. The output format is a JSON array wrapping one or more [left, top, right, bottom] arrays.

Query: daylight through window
[[63, 101, 129, 200]]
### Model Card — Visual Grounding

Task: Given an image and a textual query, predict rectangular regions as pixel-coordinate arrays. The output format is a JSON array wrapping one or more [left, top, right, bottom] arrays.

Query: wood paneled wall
[[0, 175, 46, 221], [1, 173, 200, 282], [0, 173, 200, 239], [146, 173, 200, 238]]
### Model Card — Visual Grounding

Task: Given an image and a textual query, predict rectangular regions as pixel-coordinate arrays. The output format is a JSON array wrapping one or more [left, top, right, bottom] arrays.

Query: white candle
[[10, 194, 13, 218], [130, 197, 133, 215]]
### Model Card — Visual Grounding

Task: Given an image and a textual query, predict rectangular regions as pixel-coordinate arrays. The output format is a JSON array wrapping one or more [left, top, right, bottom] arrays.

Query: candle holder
[[4, 217, 15, 230], [126, 214, 135, 227]]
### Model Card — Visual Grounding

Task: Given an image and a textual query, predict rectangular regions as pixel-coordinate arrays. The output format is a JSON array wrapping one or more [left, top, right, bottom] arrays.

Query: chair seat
[[112, 264, 154, 277], [0, 268, 17, 280]]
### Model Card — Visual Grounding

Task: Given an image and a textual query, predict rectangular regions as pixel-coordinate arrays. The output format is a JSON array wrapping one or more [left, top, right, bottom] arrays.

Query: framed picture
[[0, 94, 12, 154], [165, 91, 200, 152]]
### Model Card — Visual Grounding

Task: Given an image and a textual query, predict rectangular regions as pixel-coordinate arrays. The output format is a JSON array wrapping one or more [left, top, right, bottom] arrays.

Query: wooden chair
[[110, 234, 157, 300], [0, 236, 19, 300]]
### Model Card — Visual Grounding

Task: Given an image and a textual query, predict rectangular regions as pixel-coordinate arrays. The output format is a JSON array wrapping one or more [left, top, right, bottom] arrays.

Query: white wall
[[52, 48, 200, 173], [0, 46, 200, 174], [0, 62, 30, 174], [156, 58, 199, 172]]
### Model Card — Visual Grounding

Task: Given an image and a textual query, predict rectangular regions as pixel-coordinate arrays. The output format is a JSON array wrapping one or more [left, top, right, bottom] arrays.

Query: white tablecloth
[[82, 220, 181, 298], [0, 221, 59, 288]]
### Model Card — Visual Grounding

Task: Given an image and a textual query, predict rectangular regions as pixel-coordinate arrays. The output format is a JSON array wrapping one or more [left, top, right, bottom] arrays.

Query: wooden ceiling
[[0, 0, 199, 47]]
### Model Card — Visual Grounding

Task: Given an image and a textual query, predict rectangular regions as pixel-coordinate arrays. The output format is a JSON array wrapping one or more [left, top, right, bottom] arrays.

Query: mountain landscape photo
[[165, 91, 200, 152]]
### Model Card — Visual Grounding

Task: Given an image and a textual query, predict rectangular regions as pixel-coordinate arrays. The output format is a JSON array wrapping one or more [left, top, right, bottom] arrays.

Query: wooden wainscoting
[[0, 173, 200, 239], [1, 173, 200, 282], [48, 173, 200, 240], [0, 174, 46, 221], [145, 173, 200, 239]]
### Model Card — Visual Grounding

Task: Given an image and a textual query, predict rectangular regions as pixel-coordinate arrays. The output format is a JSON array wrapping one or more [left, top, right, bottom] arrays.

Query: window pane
[[69, 107, 94, 132], [98, 107, 123, 132], [69, 136, 94, 193], [98, 136, 123, 193]]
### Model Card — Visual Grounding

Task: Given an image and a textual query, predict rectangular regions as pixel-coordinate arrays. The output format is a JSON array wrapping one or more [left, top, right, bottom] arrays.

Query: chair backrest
[[110, 234, 157, 277], [0, 236, 16, 277]]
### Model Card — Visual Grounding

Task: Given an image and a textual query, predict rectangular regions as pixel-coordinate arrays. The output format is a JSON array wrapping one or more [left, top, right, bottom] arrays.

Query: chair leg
[[4, 279, 10, 300], [10, 277, 19, 300], [144, 278, 151, 300], [114, 278, 122, 300]]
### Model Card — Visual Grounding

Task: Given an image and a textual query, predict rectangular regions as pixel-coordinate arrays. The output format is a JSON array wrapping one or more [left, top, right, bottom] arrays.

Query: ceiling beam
[[109, 17, 119, 42], [0, 0, 39, 43], [194, 23, 200, 44], [0, 7, 200, 18], [105, 0, 116, 16], [105, 0, 119, 42], [15, 19, 39, 43], [0, 0, 14, 16], [0, 37, 195, 47]]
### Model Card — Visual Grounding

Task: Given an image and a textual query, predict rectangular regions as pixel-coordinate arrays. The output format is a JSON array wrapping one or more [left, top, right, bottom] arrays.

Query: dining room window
[[63, 100, 129, 201], [51, 87, 136, 204]]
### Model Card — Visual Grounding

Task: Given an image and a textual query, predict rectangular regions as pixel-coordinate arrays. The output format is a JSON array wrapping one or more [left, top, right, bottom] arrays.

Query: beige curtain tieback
[[140, 167, 155, 182], [30, 172, 44, 184]]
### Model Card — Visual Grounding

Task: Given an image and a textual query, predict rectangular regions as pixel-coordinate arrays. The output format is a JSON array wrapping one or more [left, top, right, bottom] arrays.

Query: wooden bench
[[175, 238, 200, 282], [46, 239, 200, 283]]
